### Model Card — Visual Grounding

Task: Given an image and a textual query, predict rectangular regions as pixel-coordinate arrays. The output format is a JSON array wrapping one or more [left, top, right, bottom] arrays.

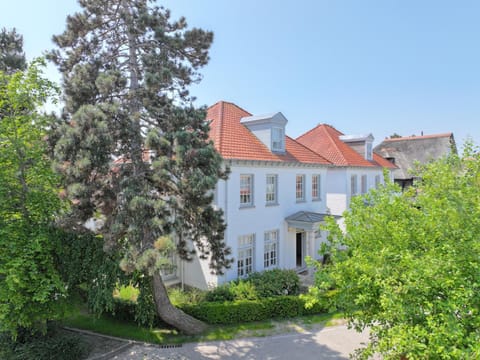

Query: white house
[[168, 101, 395, 290], [296, 124, 396, 216]]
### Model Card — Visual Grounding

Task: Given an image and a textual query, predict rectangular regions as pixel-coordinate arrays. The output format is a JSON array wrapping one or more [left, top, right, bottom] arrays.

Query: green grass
[[62, 306, 342, 345]]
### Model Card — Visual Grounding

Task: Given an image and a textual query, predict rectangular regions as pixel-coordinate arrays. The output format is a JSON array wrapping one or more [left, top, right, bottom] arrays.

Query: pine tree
[[0, 28, 26, 74], [49, 0, 231, 334]]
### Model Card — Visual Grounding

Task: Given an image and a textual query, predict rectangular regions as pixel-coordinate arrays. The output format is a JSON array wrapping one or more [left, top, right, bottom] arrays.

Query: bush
[[204, 269, 301, 302], [180, 295, 328, 325], [168, 286, 206, 306], [205, 284, 235, 302], [0, 324, 90, 360], [246, 269, 300, 297], [229, 280, 258, 300]]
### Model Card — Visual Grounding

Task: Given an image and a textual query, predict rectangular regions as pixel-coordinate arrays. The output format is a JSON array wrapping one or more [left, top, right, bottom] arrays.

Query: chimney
[[339, 133, 375, 160]]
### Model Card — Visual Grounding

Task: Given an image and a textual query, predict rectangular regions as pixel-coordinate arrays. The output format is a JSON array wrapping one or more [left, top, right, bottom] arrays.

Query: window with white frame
[[312, 174, 321, 200], [238, 234, 255, 278], [296, 174, 305, 201], [266, 174, 278, 204], [361, 175, 368, 194], [351, 175, 358, 196], [375, 174, 381, 188], [160, 251, 177, 279], [366, 142, 373, 160], [272, 127, 284, 152], [240, 174, 254, 206], [264, 230, 279, 269]]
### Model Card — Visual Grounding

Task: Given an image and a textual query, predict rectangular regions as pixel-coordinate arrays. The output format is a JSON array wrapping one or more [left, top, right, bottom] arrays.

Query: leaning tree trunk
[[152, 272, 208, 335]]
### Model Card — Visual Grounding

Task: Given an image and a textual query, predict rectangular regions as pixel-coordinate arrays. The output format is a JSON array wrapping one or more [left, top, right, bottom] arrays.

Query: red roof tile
[[296, 124, 396, 169], [206, 101, 331, 165]]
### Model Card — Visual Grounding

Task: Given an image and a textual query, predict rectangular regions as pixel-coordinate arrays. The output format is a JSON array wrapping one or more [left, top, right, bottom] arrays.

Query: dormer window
[[272, 127, 285, 152], [366, 142, 373, 160], [240, 112, 288, 153]]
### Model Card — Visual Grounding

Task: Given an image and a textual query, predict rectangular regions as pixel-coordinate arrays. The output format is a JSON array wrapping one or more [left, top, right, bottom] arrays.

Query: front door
[[296, 232, 305, 268]]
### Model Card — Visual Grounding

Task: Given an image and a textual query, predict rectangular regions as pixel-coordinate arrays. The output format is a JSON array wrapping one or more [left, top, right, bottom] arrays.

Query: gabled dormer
[[240, 112, 288, 153], [339, 133, 374, 160]]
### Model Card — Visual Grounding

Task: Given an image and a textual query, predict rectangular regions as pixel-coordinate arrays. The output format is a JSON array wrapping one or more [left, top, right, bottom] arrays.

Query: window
[[312, 174, 321, 200], [296, 174, 305, 201], [361, 175, 368, 194], [264, 230, 279, 269], [240, 174, 254, 206], [375, 175, 381, 188], [160, 251, 177, 280], [238, 234, 255, 277], [272, 127, 284, 152], [366, 142, 373, 160], [351, 175, 358, 196], [266, 174, 278, 204]]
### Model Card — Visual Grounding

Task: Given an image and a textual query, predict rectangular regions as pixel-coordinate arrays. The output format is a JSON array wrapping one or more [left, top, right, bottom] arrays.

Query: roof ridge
[[321, 124, 349, 165], [296, 123, 323, 141], [286, 134, 332, 164], [207, 100, 252, 117], [382, 133, 453, 142]]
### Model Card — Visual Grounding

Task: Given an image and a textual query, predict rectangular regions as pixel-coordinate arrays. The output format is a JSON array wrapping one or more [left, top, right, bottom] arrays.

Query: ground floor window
[[160, 251, 177, 279], [238, 234, 255, 278], [264, 230, 279, 269]]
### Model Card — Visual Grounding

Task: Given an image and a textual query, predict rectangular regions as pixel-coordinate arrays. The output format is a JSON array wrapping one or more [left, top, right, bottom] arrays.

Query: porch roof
[[286, 211, 330, 223], [285, 211, 337, 231]]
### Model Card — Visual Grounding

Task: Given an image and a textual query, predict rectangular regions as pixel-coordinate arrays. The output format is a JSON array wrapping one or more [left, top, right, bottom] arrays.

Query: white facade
[[326, 167, 390, 216], [182, 160, 330, 289]]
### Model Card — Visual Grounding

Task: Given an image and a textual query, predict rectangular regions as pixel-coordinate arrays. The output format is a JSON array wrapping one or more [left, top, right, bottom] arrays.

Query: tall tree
[[0, 59, 64, 337], [308, 146, 480, 359], [0, 28, 27, 74], [49, 0, 231, 334]]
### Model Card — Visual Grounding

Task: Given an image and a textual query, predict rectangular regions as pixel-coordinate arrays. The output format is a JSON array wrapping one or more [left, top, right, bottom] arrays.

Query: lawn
[[62, 302, 343, 345]]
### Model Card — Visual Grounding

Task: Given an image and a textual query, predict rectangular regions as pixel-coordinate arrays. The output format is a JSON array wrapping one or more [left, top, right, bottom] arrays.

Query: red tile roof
[[296, 124, 396, 169], [206, 101, 331, 165]]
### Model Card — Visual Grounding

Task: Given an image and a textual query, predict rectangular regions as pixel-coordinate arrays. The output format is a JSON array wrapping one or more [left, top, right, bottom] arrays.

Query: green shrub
[[230, 280, 258, 300], [168, 286, 206, 306], [246, 269, 300, 297], [204, 284, 235, 302], [0, 324, 90, 360]]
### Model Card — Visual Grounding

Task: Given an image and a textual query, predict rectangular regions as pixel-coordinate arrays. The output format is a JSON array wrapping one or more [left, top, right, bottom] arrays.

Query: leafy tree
[[49, 0, 231, 334], [0, 59, 64, 337], [0, 27, 27, 74], [308, 146, 480, 358]]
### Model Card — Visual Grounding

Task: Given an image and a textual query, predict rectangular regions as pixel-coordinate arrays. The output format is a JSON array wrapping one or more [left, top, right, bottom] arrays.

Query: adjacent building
[[374, 133, 456, 190]]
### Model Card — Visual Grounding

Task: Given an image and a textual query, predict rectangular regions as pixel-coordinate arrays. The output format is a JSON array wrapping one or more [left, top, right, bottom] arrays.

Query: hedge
[[179, 295, 328, 325], [110, 292, 336, 327]]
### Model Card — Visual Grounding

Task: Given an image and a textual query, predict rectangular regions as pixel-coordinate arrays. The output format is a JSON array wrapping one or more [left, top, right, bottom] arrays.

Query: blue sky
[[2, 1, 479, 148]]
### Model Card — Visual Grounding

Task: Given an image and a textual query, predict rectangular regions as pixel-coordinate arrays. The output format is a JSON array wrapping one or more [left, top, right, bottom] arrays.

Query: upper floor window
[[266, 174, 278, 205], [312, 174, 321, 200], [238, 234, 255, 278], [240, 174, 254, 206], [264, 230, 279, 269], [296, 174, 305, 202], [366, 142, 373, 160], [351, 175, 358, 196], [272, 127, 285, 152], [361, 175, 368, 194]]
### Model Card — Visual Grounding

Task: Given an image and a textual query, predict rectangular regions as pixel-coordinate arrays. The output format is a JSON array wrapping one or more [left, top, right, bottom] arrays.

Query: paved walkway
[[112, 325, 370, 359]]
